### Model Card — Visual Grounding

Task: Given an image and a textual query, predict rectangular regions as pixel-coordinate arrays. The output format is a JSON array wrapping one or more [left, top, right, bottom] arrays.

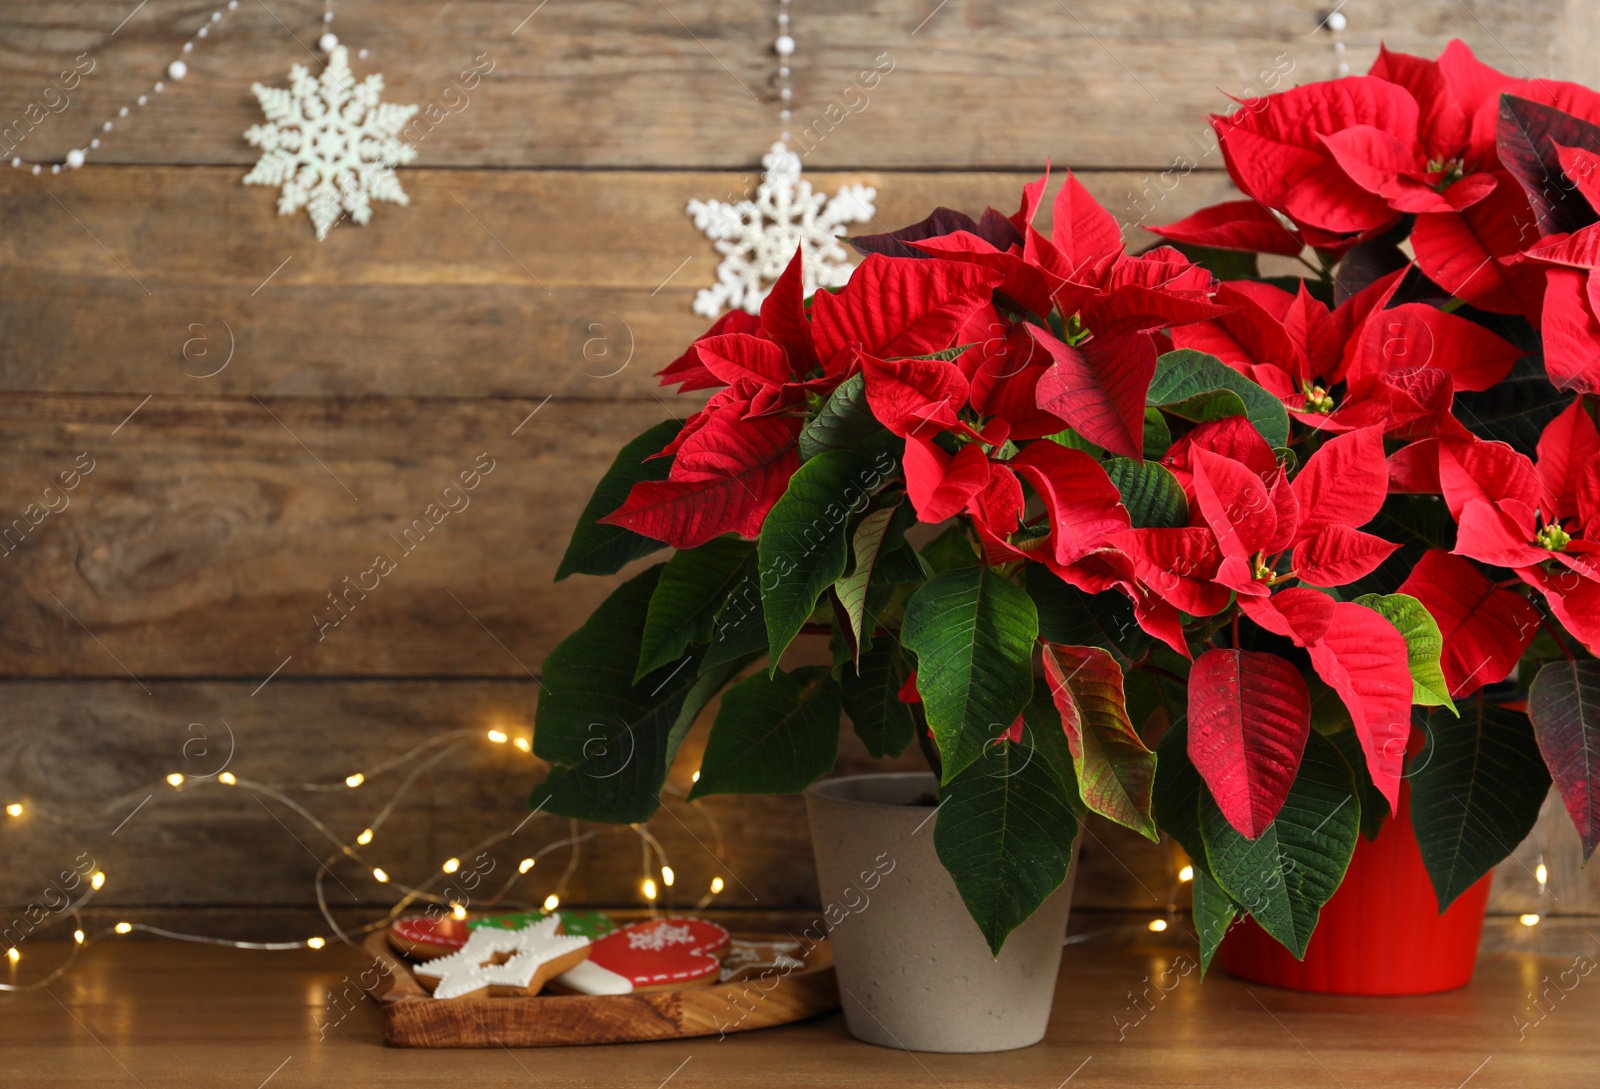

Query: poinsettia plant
[[535, 38, 1599, 959]]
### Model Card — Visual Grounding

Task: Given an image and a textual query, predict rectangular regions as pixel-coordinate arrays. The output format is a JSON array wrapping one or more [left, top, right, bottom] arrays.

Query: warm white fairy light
[[710, 876, 724, 894], [519, 857, 535, 874], [166, 773, 184, 788], [441, 858, 460, 874], [487, 729, 508, 744], [642, 878, 658, 901], [218, 772, 237, 786], [691, 770, 701, 783], [306, 936, 326, 949], [372, 867, 390, 883], [1520, 913, 1542, 927], [5, 803, 22, 818], [543, 893, 560, 911], [1536, 863, 1549, 887], [90, 872, 105, 891], [6, 948, 18, 964], [513, 737, 532, 753], [356, 828, 374, 845], [72, 930, 85, 945], [1148, 918, 1168, 933], [661, 866, 675, 887], [114, 922, 132, 935], [345, 773, 365, 788], [1178, 865, 1194, 883], [450, 903, 467, 920]]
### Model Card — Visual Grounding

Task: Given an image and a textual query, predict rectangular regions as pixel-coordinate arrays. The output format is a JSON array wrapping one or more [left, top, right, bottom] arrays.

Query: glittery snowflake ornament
[[243, 46, 419, 241], [687, 142, 876, 318]]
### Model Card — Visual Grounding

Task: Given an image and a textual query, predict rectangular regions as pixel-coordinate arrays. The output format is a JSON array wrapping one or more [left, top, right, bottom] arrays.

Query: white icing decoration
[[243, 46, 419, 241], [626, 922, 696, 951], [557, 958, 634, 995], [414, 917, 589, 1000], [686, 141, 876, 318]]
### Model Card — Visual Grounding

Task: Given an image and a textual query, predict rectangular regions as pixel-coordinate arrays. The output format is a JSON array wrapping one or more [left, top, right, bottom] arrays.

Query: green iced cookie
[[468, 909, 615, 939]]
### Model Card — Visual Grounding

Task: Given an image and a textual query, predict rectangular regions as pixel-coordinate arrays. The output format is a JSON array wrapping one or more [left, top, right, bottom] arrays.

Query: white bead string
[[10, 1, 241, 176], [1329, 9, 1349, 77]]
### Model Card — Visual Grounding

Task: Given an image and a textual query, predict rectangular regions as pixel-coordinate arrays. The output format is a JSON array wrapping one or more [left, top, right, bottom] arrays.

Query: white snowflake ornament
[[687, 142, 876, 318], [243, 46, 419, 241]]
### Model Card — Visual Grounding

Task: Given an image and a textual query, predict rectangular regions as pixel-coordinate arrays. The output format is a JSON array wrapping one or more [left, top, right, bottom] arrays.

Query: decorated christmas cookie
[[388, 914, 470, 960], [471, 909, 615, 940], [719, 938, 806, 982], [555, 917, 730, 995], [414, 917, 591, 1000]]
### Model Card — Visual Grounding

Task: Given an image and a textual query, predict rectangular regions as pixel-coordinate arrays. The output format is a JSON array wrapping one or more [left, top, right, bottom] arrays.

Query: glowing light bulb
[[691, 770, 700, 783], [518, 858, 535, 874], [73, 929, 85, 944], [513, 737, 531, 753], [6, 947, 18, 963], [306, 936, 326, 949], [1536, 863, 1549, 886], [709, 876, 725, 894], [1520, 913, 1541, 927], [5, 803, 22, 817], [1178, 865, 1194, 883], [451, 903, 467, 920], [166, 772, 185, 787], [90, 872, 106, 891], [543, 893, 560, 911], [487, 729, 508, 744], [217, 772, 237, 786], [442, 858, 460, 874], [356, 828, 374, 845], [1148, 918, 1168, 933], [642, 878, 658, 901], [345, 773, 365, 788], [661, 866, 675, 887], [115, 922, 132, 935], [372, 867, 390, 883]]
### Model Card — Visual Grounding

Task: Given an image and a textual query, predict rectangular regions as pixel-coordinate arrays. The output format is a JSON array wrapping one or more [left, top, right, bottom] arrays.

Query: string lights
[[0, 726, 734, 994]]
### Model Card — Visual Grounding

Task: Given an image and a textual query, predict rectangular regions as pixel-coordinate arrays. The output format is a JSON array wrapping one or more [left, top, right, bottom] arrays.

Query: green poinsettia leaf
[[1347, 494, 1455, 597], [1353, 593, 1456, 713], [934, 741, 1080, 956], [1104, 458, 1188, 529], [689, 665, 841, 799], [662, 652, 761, 773], [1147, 349, 1290, 448], [834, 500, 909, 664], [1200, 731, 1360, 959], [902, 566, 1038, 783], [1192, 867, 1239, 977], [1152, 719, 1210, 872], [1323, 721, 1391, 840], [555, 419, 683, 581], [1142, 408, 1172, 460], [839, 640, 918, 760], [636, 537, 756, 680], [760, 450, 891, 671], [1024, 565, 1149, 667], [798, 372, 883, 461], [1020, 679, 1086, 814], [1411, 699, 1551, 909], [703, 552, 766, 669], [919, 524, 980, 573], [531, 565, 702, 822]]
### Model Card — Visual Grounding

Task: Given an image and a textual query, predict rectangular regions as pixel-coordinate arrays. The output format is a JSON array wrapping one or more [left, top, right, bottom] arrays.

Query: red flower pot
[[1218, 782, 1493, 995]]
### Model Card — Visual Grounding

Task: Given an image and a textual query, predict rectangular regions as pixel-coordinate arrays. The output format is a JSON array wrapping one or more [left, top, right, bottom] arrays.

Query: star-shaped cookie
[[414, 916, 590, 1000]]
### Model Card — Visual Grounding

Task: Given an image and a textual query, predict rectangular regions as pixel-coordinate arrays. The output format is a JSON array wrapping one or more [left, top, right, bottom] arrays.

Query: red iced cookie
[[555, 917, 730, 994], [388, 914, 470, 959]]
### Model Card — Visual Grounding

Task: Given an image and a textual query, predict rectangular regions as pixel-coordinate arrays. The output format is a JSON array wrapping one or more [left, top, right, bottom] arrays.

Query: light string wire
[[1, 728, 731, 994]]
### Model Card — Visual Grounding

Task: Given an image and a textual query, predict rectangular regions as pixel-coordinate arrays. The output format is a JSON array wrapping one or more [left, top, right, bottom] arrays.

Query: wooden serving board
[[361, 929, 839, 1048]]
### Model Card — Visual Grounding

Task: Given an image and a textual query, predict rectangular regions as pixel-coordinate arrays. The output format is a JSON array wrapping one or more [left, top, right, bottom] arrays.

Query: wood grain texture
[[0, 167, 1240, 398], [2, 942, 1597, 1085], [0, 1, 1591, 169]]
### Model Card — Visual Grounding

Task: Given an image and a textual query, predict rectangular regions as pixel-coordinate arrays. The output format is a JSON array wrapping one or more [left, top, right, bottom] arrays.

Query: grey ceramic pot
[[804, 771, 1076, 1053]]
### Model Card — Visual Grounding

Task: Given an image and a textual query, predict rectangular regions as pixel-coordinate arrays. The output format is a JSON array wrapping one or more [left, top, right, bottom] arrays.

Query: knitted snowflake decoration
[[686, 142, 876, 318], [243, 46, 419, 241]]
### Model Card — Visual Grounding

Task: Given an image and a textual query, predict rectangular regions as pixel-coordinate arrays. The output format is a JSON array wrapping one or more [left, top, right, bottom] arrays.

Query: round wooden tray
[[361, 927, 839, 1048]]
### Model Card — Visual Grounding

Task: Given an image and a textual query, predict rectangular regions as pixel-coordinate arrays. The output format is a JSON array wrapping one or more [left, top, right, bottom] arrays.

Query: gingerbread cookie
[[471, 908, 615, 940], [414, 917, 591, 1000], [388, 913, 471, 960], [555, 917, 730, 995], [719, 938, 806, 982]]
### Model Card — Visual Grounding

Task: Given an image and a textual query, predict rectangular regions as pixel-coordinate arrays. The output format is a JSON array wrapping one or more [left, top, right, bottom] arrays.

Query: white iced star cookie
[[413, 916, 590, 1000]]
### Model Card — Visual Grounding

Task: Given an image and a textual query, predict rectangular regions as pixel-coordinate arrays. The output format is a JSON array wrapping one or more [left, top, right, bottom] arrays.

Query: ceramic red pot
[[1218, 782, 1493, 995]]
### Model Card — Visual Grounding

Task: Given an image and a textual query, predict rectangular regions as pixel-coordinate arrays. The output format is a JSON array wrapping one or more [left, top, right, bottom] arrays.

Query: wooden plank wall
[[2, 1, 1597, 942]]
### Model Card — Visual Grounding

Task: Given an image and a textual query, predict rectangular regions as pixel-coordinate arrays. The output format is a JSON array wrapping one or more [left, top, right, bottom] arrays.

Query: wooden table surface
[[2, 940, 1594, 1088]]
